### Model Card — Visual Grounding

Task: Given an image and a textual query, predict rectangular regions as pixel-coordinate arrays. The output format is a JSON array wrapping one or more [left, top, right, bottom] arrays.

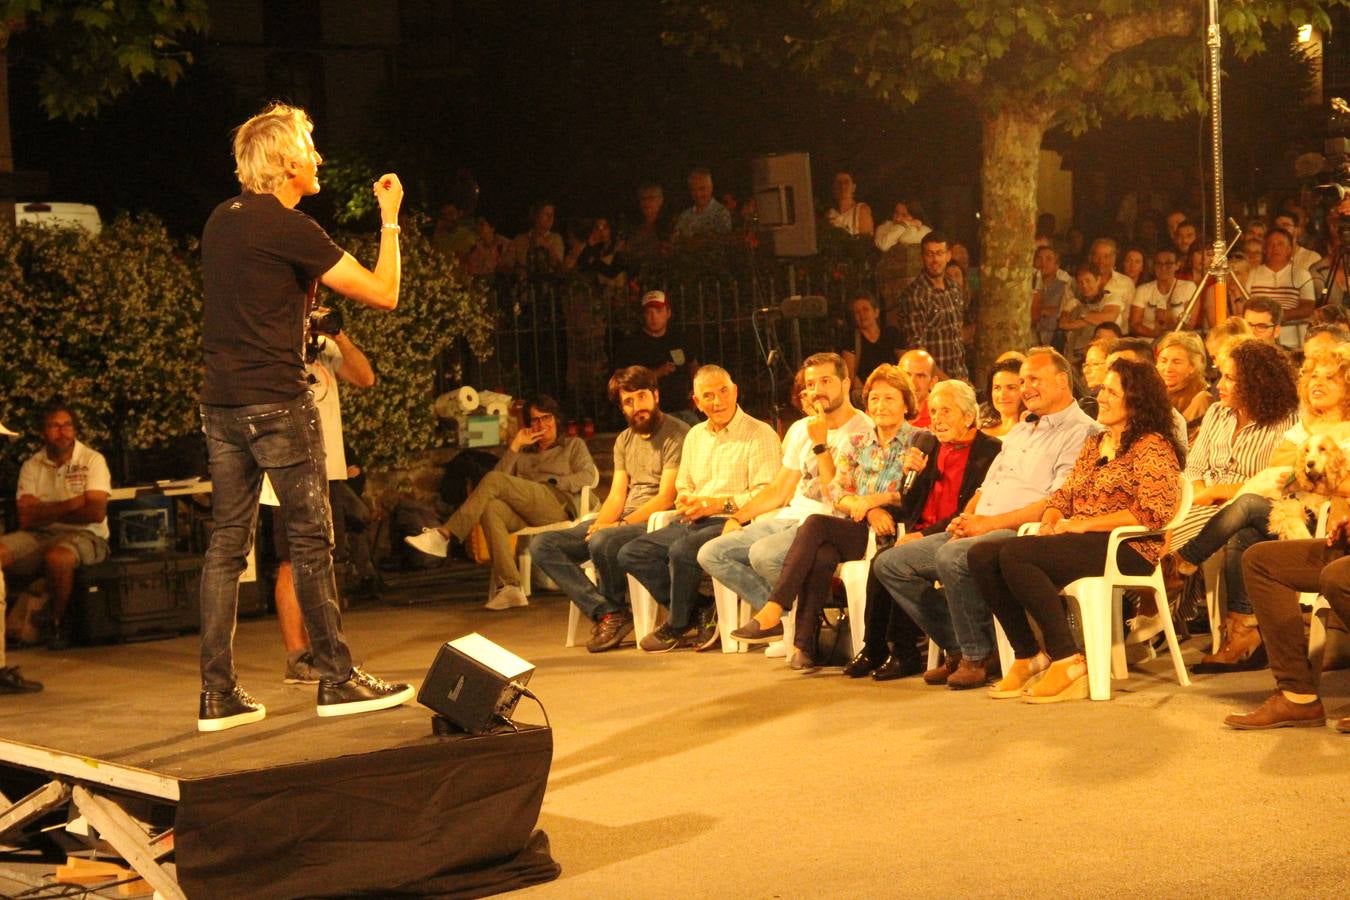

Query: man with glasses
[[1129, 248, 1196, 338], [0, 403, 110, 651], [406, 396, 598, 610], [1242, 297, 1284, 346]]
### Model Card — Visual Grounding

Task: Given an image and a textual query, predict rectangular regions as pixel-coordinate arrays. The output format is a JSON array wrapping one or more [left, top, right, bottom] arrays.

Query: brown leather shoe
[[947, 653, 1000, 691], [1225, 692, 1326, 730], [1193, 612, 1267, 674], [922, 651, 961, 685], [1336, 716, 1350, 734]]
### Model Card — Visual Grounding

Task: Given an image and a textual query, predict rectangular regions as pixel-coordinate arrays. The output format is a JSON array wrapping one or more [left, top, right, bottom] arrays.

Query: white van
[[14, 201, 102, 235]]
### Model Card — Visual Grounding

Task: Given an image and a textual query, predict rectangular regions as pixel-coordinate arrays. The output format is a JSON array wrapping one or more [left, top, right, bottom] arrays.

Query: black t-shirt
[[201, 192, 345, 406], [851, 325, 903, 386], [614, 327, 695, 410]]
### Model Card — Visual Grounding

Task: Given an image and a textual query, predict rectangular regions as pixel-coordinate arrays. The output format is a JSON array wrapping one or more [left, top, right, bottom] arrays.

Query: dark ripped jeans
[[199, 392, 351, 692]]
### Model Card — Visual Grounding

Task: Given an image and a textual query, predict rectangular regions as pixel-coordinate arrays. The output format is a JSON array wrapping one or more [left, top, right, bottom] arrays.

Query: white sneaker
[[764, 640, 786, 659], [485, 584, 528, 611], [405, 527, 449, 558]]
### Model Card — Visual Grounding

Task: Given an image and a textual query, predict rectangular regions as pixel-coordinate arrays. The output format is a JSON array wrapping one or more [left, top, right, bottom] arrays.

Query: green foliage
[[327, 218, 495, 470], [663, 0, 1345, 132], [0, 215, 203, 466], [2, 0, 209, 119]]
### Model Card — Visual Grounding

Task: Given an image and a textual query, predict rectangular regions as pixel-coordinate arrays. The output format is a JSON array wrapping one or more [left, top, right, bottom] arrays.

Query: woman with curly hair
[[966, 358, 1184, 703], [979, 358, 1026, 438], [1155, 331, 1213, 443], [1168, 344, 1346, 673]]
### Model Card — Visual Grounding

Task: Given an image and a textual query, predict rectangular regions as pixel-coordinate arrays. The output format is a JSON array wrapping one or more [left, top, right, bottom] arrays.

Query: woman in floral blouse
[[730, 364, 925, 671], [968, 358, 1185, 703]]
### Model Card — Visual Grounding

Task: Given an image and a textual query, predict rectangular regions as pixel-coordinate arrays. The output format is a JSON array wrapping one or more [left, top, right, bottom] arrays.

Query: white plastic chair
[[563, 560, 598, 648], [512, 478, 598, 599], [709, 509, 786, 655], [1021, 475, 1194, 700], [782, 528, 878, 665]]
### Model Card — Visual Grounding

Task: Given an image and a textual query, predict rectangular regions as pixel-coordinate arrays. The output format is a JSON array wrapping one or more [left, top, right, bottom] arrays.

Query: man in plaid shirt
[[620, 365, 780, 652], [894, 232, 968, 381]]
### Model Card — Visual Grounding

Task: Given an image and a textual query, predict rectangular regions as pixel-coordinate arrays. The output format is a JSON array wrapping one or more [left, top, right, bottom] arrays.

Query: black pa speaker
[[418, 632, 535, 734]]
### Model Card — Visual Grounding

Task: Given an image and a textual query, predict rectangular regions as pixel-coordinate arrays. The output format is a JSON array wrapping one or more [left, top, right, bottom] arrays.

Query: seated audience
[[827, 171, 874, 236], [1121, 246, 1148, 286], [566, 217, 626, 284], [406, 396, 598, 610], [873, 349, 1100, 688], [531, 367, 689, 652], [0, 419, 41, 692], [624, 366, 779, 651], [1031, 245, 1072, 349], [612, 290, 699, 423], [729, 365, 925, 670], [841, 292, 903, 405], [464, 218, 510, 277], [1242, 297, 1284, 346], [874, 201, 931, 251], [0, 403, 110, 650], [1155, 331, 1214, 443], [1205, 316, 1253, 375], [844, 380, 1001, 681], [1060, 263, 1123, 365], [980, 359, 1026, 439], [699, 354, 872, 645], [1273, 209, 1322, 272], [505, 201, 565, 277], [900, 349, 937, 428], [674, 168, 732, 240], [1130, 247, 1197, 337], [1106, 337, 1190, 449], [1225, 520, 1350, 730], [626, 183, 673, 262], [971, 358, 1184, 702], [1247, 228, 1315, 332]]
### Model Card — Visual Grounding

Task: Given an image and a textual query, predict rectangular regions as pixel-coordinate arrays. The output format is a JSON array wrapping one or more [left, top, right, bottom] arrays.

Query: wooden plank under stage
[[0, 618, 560, 899]]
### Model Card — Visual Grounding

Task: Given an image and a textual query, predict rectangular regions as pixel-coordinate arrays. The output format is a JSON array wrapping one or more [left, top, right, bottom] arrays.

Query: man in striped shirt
[[1247, 228, 1314, 338], [620, 365, 780, 652]]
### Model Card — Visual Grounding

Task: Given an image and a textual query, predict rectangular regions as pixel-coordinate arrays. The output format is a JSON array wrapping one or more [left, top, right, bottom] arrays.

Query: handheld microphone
[[902, 432, 939, 495]]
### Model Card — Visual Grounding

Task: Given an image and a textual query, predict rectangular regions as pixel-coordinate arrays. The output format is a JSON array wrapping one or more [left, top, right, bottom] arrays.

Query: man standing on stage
[[197, 103, 412, 732]]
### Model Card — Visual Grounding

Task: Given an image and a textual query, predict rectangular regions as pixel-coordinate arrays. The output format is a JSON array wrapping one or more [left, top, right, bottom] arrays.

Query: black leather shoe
[[842, 650, 886, 679], [317, 667, 414, 718], [872, 653, 924, 682], [198, 686, 266, 732]]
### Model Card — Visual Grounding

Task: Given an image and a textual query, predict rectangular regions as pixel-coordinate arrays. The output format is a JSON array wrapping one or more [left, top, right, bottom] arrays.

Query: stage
[[2, 568, 1349, 897], [0, 586, 560, 899]]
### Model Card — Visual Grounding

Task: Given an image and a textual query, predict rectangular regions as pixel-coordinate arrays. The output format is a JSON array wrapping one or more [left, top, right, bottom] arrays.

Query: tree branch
[[1073, 6, 1201, 82]]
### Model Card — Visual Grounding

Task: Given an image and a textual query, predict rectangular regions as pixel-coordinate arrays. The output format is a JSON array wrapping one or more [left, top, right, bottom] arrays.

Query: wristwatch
[[811, 443, 828, 456], [722, 498, 738, 515]]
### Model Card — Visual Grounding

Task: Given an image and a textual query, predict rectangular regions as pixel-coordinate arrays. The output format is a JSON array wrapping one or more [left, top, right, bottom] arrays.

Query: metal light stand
[[1204, 0, 1230, 323]]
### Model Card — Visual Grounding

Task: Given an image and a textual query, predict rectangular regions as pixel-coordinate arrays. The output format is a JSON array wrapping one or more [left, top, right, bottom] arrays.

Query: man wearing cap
[[0, 417, 43, 693], [0, 403, 111, 654], [613, 290, 700, 424]]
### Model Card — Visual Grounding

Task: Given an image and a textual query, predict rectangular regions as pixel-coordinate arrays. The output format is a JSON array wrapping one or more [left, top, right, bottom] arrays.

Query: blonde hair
[[1299, 344, 1350, 422], [232, 103, 313, 194], [1155, 331, 1207, 374], [863, 363, 916, 417]]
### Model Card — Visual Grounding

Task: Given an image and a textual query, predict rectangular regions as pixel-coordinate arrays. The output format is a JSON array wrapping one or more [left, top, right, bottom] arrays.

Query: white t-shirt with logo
[[776, 410, 874, 520], [1131, 279, 1196, 332], [16, 440, 112, 539]]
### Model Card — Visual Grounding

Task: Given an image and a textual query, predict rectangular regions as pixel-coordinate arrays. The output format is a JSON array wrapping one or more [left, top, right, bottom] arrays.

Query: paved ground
[[2, 561, 1348, 898]]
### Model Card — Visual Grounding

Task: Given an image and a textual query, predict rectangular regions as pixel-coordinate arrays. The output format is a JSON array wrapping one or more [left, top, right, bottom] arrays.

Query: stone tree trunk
[[973, 103, 1053, 382]]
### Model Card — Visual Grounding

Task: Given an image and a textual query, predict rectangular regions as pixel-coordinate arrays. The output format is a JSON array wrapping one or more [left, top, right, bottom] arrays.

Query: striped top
[[1183, 403, 1296, 485], [1247, 263, 1314, 313]]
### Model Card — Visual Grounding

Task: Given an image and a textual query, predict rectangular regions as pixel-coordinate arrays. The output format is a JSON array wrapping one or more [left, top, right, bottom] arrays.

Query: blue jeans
[[695, 517, 800, 610], [529, 521, 647, 621], [199, 394, 351, 692], [618, 517, 726, 629], [1177, 493, 1276, 615], [871, 528, 1016, 660]]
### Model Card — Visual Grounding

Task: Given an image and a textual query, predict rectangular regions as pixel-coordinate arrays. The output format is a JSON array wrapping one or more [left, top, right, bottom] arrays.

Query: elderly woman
[[1155, 331, 1214, 443], [845, 380, 1003, 681], [730, 365, 925, 670], [980, 359, 1026, 438], [1170, 345, 1350, 671], [969, 358, 1185, 703]]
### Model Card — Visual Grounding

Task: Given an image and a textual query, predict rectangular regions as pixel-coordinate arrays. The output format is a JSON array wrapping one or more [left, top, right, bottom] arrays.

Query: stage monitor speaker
[[418, 632, 535, 734], [751, 152, 817, 257]]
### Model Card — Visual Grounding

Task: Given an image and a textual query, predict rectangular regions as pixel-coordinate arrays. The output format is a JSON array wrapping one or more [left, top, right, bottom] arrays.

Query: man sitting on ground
[[621, 365, 779, 652], [697, 353, 872, 643], [0, 403, 111, 651], [531, 367, 689, 652], [406, 396, 598, 610]]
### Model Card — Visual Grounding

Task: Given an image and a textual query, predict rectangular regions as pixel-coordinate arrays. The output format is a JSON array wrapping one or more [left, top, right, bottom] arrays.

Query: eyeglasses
[[1248, 322, 1277, 332], [528, 414, 556, 426]]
